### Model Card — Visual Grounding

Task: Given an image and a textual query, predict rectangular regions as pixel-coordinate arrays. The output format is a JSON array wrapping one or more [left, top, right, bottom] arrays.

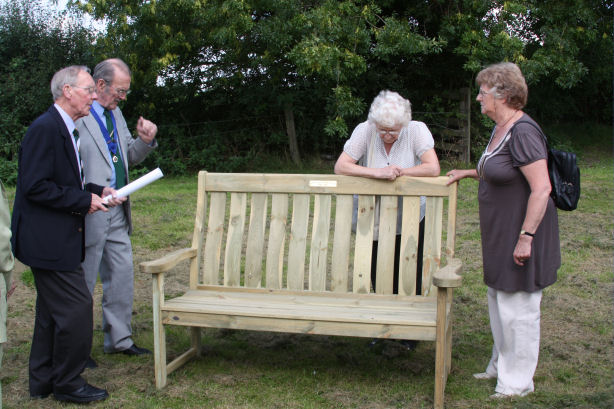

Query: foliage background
[[0, 0, 611, 182]]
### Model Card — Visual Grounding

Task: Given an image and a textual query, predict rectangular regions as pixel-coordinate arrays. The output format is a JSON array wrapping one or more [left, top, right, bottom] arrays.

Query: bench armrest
[[432, 258, 462, 288], [139, 248, 198, 275]]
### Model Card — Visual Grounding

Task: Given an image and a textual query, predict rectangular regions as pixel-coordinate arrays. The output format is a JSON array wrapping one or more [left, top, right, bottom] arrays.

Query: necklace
[[496, 110, 519, 132], [487, 109, 519, 153]]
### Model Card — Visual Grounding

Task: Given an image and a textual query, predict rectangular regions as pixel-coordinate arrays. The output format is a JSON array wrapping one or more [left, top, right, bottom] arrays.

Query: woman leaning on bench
[[334, 90, 440, 349]]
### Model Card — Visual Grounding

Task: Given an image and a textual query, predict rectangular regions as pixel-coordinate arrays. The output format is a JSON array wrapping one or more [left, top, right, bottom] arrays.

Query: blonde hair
[[367, 90, 412, 129], [476, 62, 528, 109]]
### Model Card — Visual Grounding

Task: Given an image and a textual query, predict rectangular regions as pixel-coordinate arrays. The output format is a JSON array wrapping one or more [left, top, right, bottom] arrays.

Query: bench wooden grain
[[140, 171, 462, 408]]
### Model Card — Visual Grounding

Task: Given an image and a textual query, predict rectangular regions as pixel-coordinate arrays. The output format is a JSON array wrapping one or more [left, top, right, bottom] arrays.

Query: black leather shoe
[[398, 340, 417, 351], [368, 338, 380, 348], [86, 355, 98, 369], [30, 392, 51, 400], [54, 383, 108, 403], [121, 343, 152, 356]]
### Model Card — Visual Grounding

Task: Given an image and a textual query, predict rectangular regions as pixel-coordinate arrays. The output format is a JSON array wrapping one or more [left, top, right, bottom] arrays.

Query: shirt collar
[[92, 100, 105, 118], [54, 103, 76, 136]]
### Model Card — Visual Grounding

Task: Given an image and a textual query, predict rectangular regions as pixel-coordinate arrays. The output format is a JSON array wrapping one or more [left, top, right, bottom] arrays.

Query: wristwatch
[[520, 230, 535, 237]]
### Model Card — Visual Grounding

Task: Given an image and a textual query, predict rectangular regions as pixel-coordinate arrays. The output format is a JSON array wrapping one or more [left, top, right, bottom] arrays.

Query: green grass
[[2, 123, 612, 408], [19, 269, 33, 288]]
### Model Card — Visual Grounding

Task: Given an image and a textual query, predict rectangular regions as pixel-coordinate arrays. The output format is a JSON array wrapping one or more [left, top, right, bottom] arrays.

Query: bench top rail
[[190, 172, 458, 296]]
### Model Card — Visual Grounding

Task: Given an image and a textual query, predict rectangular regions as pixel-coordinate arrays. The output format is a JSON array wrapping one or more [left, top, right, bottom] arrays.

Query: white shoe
[[490, 391, 532, 399], [473, 372, 496, 380]]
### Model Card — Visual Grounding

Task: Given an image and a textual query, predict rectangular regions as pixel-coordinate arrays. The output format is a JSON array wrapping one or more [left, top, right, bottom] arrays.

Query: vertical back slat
[[203, 192, 226, 285], [375, 196, 398, 294], [224, 193, 247, 286], [353, 195, 375, 293], [287, 194, 310, 290], [331, 194, 353, 292], [245, 193, 268, 288], [190, 171, 207, 289], [309, 194, 331, 291], [266, 194, 288, 289], [399, 196, 421, 296], [422, 196, 443, 296]]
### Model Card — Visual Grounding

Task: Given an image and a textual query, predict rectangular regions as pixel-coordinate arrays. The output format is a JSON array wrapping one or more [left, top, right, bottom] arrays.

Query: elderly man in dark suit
[[11, 65, 124, 403], [76, 58, 157, 359]]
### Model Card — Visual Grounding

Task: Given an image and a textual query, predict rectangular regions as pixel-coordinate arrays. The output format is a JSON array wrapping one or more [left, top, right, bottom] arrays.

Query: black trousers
[[30, 268, 92, 395], [371, 218, 425, 295]]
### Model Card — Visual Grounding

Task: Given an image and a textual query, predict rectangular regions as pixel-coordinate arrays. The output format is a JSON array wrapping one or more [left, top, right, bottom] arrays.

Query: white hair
[[367, 90, 412, 129], [50, 65, 91, 100]]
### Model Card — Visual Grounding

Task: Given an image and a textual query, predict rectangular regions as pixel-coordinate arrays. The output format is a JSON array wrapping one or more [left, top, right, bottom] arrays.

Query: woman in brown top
[[447, 62, 560, 399]]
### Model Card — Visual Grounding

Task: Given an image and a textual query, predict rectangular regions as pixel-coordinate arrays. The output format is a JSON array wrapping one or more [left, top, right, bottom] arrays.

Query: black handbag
[[512, 121, 580, 211]]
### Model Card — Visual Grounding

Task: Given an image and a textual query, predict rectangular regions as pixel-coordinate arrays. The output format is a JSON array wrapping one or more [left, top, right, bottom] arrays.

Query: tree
[[0, 0, 97, 183], [56, 0, 614, 171]]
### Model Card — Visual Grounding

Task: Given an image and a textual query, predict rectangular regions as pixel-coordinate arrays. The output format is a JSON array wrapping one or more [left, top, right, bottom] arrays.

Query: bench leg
[[446, 289, 454, 376], [434, 288, 452, 409], [191, 327, 201, 357], [152, 274, 167, 389]]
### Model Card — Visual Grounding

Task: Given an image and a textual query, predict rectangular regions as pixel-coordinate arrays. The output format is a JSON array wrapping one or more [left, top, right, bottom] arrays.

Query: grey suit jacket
[[76, 106, 157, 237]]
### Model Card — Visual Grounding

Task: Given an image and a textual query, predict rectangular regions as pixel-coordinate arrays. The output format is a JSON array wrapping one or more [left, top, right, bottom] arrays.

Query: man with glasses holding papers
[[76, 58, 158, 362], [12, 65, 123, 403]]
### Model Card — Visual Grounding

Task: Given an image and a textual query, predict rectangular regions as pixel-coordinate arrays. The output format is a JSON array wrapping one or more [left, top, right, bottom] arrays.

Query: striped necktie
[[103, 109, 126, 189]]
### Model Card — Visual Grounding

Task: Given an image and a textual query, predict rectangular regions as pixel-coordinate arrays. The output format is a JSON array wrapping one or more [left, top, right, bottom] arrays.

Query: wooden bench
[[140, 171, 462, 408]]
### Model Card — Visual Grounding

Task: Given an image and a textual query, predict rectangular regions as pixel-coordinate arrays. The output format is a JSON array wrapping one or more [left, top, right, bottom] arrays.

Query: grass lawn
[[2, 124, 612, 408]]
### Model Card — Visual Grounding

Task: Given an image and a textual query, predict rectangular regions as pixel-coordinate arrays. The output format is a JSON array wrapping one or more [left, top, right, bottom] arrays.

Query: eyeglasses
[[478, 86, 497, 96], [105, 81, 131, 97], [377, 128, 401, 137], [72, 85, 96, 95]]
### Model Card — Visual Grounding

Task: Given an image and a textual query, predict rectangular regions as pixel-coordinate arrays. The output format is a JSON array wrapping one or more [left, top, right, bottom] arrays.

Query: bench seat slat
[[195, 284, 438, 305], [161, 311, 437, 341], [162, 290, 437, 327]]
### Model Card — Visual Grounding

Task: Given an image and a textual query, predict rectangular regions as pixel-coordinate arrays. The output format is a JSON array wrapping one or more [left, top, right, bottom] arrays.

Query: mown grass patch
[[2, 123, 612, 408]]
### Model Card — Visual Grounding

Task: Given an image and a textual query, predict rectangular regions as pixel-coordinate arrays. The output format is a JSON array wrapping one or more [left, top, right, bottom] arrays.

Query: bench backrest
[[189, 172, 457, 296]]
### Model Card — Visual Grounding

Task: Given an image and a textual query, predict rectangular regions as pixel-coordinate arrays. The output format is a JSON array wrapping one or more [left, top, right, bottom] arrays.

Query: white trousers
[[484, 287, 542, 396]]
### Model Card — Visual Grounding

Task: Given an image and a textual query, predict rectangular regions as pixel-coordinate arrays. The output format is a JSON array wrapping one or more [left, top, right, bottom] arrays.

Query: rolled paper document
[[103, 167, 164, 203]]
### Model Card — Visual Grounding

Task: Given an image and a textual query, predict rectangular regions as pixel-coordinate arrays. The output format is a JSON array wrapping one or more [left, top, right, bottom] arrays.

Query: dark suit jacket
[[11, 105, 104, 271]]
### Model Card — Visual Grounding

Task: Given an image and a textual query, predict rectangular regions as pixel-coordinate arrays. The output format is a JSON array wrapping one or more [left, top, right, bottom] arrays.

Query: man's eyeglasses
[[105, 81, 131, 97], [72, 85, 96, 95]]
